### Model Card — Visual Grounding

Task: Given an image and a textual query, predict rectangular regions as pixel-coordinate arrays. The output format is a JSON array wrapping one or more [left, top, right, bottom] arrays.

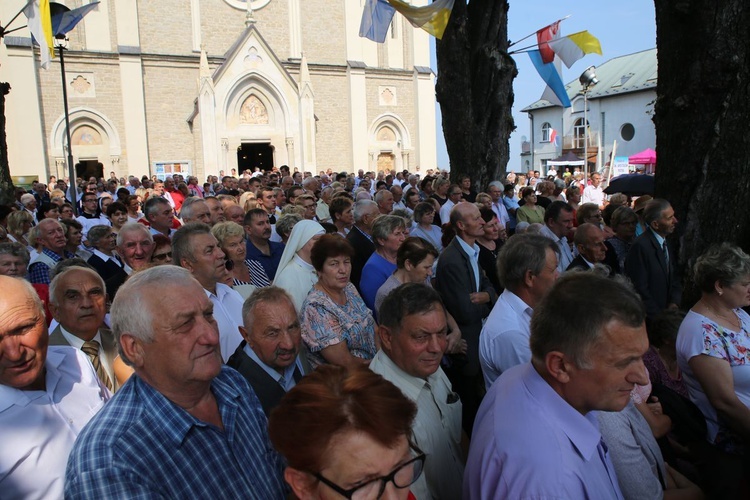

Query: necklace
[[701, 299, 740, 330]]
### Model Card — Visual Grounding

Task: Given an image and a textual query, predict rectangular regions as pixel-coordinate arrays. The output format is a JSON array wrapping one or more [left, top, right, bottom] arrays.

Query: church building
[[1, 0, 437, 183]]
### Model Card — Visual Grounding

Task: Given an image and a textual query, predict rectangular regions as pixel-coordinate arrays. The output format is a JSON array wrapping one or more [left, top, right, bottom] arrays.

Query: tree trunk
[[653, 0, 750, 307], [0, 82, 14, 206], [435, 0, 516, 192]]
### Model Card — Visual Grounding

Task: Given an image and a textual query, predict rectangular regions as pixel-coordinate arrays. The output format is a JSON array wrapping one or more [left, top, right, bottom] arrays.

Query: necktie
[[662, 241, 669, 266], [82, 340, 114, 392], [268, 214, 277, 225], [292, 364, 303, 383]]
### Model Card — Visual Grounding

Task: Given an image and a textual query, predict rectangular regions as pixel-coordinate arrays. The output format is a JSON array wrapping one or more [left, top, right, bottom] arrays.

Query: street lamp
[[579, 66, 598, 179]]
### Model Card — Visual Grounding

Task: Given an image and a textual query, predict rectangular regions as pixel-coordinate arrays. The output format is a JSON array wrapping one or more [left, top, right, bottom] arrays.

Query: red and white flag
[[536, 21, 560, 64]]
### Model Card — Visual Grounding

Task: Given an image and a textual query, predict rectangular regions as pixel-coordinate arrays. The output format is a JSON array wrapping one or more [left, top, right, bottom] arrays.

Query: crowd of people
[[1, 163, 749, 499]]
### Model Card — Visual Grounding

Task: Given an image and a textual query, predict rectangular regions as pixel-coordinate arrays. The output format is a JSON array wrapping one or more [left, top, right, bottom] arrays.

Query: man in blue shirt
[[465, 272, 650, 499], [244, 208, 284, 281], [65, 266, 287, 499]]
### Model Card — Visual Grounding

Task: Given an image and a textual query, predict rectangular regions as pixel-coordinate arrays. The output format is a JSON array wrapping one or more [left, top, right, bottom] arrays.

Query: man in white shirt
[[439, 184, 463, 224], [581, 172, 606, 209], [479, 234, 559, 387], [0, 276, 109, 499], [172, 222, 244, 361], [48, 266, 118, 392], [539, 201, 575, 272], [487, 181, 510, 230], [370, 283, 465, 500]]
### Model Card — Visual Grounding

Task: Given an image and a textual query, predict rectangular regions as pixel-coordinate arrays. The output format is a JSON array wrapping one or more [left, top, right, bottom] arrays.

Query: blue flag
[[359, 0, 396, 43], [528, 49, 571, 108], [52, 1, 99, 36]]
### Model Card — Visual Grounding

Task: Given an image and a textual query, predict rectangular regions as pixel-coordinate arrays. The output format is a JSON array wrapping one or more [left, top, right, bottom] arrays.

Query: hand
[[469, 292, 490, 304], [446, 330, 461, 353], [450, 339, 468, 355], [647, 397, 664, 416]]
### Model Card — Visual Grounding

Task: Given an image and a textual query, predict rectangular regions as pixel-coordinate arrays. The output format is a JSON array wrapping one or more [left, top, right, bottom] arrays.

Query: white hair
[[49, 266, 106, 306]]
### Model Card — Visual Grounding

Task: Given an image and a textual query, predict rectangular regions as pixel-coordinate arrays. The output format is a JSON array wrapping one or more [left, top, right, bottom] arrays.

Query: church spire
[[245, 1, 256, 26], [199, 44, 211, 80]]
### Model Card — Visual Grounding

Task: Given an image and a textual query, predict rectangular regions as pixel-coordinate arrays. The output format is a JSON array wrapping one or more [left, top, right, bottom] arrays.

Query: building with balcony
[[520, 48, 656, 175]]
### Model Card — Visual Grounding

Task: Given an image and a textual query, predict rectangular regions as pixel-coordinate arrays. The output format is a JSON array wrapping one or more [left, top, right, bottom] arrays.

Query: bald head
[[574, 223, 607, 263]]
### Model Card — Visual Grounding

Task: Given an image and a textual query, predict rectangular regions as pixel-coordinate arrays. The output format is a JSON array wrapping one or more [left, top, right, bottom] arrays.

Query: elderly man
[[539, 201, 575, 272], [144, 197, 175, 238], [0, 277, 109, 499], [28, 219, 76, 285], [625, 198, 681, 318], [224, 204, 245, 225], [390, 185, 406, 211], [173, 222, 244, 361], [316, 186, 333, 223], [434, 202, 497, 433], [105, 223, 154, 297], [375, 188, 395, 215], [65, 266, 287, 498], [48, 266, 118, 391], [465, 272, 649, 499], [487, 181, 510, 231], [226, 287, 310, 416], [180, 197, 212, 225], [371, 283, 465, 500], [163, 177, 184, 212], [20, 193, 37, 223], [567, 222, 613, 274], [479, 234, 559, 387], [347, 199, 380, 293], [439, 184, 463, 224]]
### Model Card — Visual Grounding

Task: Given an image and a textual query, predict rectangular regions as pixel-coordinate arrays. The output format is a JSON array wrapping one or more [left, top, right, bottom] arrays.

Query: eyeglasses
[[313, 445, 425, 500], [152, 251, 172, 261]]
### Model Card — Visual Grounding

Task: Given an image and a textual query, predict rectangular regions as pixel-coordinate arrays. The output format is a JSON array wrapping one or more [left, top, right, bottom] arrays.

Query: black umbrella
[[604, 174, 654, 196]]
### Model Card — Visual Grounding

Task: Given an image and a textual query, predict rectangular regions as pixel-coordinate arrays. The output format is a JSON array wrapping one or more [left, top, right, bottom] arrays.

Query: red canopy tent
[[628, 148, 657, 164]]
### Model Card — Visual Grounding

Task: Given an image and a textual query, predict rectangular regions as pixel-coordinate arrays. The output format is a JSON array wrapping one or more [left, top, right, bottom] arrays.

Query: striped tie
[[82, 340, 114, 392]]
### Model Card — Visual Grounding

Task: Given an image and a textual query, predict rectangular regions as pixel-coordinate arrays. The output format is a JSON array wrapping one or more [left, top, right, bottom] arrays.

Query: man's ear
[[238, 325, 252, 345], [545, 351, 572, 384], [522, 269, 535, 289], [378, 325, 394, 351], [119, 333, 146, 368], [284, 467, 317, 499], [180, 258, 194, 272], [49, 301, 60, 321]]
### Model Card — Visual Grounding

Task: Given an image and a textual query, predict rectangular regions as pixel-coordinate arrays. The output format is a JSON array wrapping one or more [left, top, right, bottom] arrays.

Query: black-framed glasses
[[152, 251, 172, 261], [313, 446, 426, 499]]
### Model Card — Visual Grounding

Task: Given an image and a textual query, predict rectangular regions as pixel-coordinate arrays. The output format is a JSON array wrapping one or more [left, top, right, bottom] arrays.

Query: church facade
[[1, 0, 437, 183]]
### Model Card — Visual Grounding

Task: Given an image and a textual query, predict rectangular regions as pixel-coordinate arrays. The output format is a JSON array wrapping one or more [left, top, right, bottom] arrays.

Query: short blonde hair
[[210, 221, 245, 247]]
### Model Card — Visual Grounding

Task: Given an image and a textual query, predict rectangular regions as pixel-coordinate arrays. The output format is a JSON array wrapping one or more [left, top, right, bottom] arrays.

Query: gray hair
[[374, 189, 392, 204], [3, 276, 44, 316], [611, 206, 638, 229], [179, 197, 206, 221], [275, 213, 303, 241], [0, 241, 30, 267], [86, 225, 113, 248], [642, 198, 672, 226], [111, 266, 198, 365], [530, 271, 644, 369], [143, 196, 170, 220], [116, 223, 152, 247], [488, 180, 504, 191], [241, 286, 296, 331], [20, 193, 35, 207], [693, 242, 750, 293], [390, 209, 413, 228], [497, 234, 559, 291], [171, 222, 212, 267], [49, 265, 106, 306], [371, 215, 406, 247], [352, 199, 377, 223]]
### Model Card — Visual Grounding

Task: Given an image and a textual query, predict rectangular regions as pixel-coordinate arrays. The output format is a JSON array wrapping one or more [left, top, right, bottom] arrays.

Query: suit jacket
[[226, 341, 311, 416], [48, 325, 120, 391], [566, 254, 592, 272], [347, 226, 375, 294], [624, 230, 681, 318], [105, 267, 129, 299], [434, 237, 497, 376]]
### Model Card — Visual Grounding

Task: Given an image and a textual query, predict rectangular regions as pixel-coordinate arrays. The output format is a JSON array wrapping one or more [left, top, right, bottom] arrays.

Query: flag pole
[[508, 14, 570, 48], [0, 2, 32, 38]]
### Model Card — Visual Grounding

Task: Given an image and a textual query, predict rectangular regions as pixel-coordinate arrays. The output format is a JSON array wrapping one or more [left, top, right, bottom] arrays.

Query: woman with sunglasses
[[269, 365, 426, 500]]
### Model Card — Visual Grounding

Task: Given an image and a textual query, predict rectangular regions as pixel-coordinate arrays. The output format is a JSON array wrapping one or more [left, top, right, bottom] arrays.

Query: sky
[[430, 0, 657, 171]]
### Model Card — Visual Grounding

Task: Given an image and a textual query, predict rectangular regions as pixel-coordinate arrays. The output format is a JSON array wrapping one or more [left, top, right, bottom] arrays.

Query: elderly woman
[[516, 187, 545, 224], [126, 195, 143, 223], [239, 191, 258, 212], [475, 193, 492, 210], [409, 201, 443, 252], [360, 215, 406, 312], [86, 225, 123, 282], [7, 210, 34, 249], [211, 221, 270, 288], [606, 206, 639, 272], [59, 203, 75, 221], [275, 213, 302, 244], [676, 243, 750, 493], [0, 241, 30, 278], [301, 234, 377, 369], [269, 365, 425, 500], [273, 220, 326, 312], [150, 234, 173, 266], [329, 196, 354, 237]]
